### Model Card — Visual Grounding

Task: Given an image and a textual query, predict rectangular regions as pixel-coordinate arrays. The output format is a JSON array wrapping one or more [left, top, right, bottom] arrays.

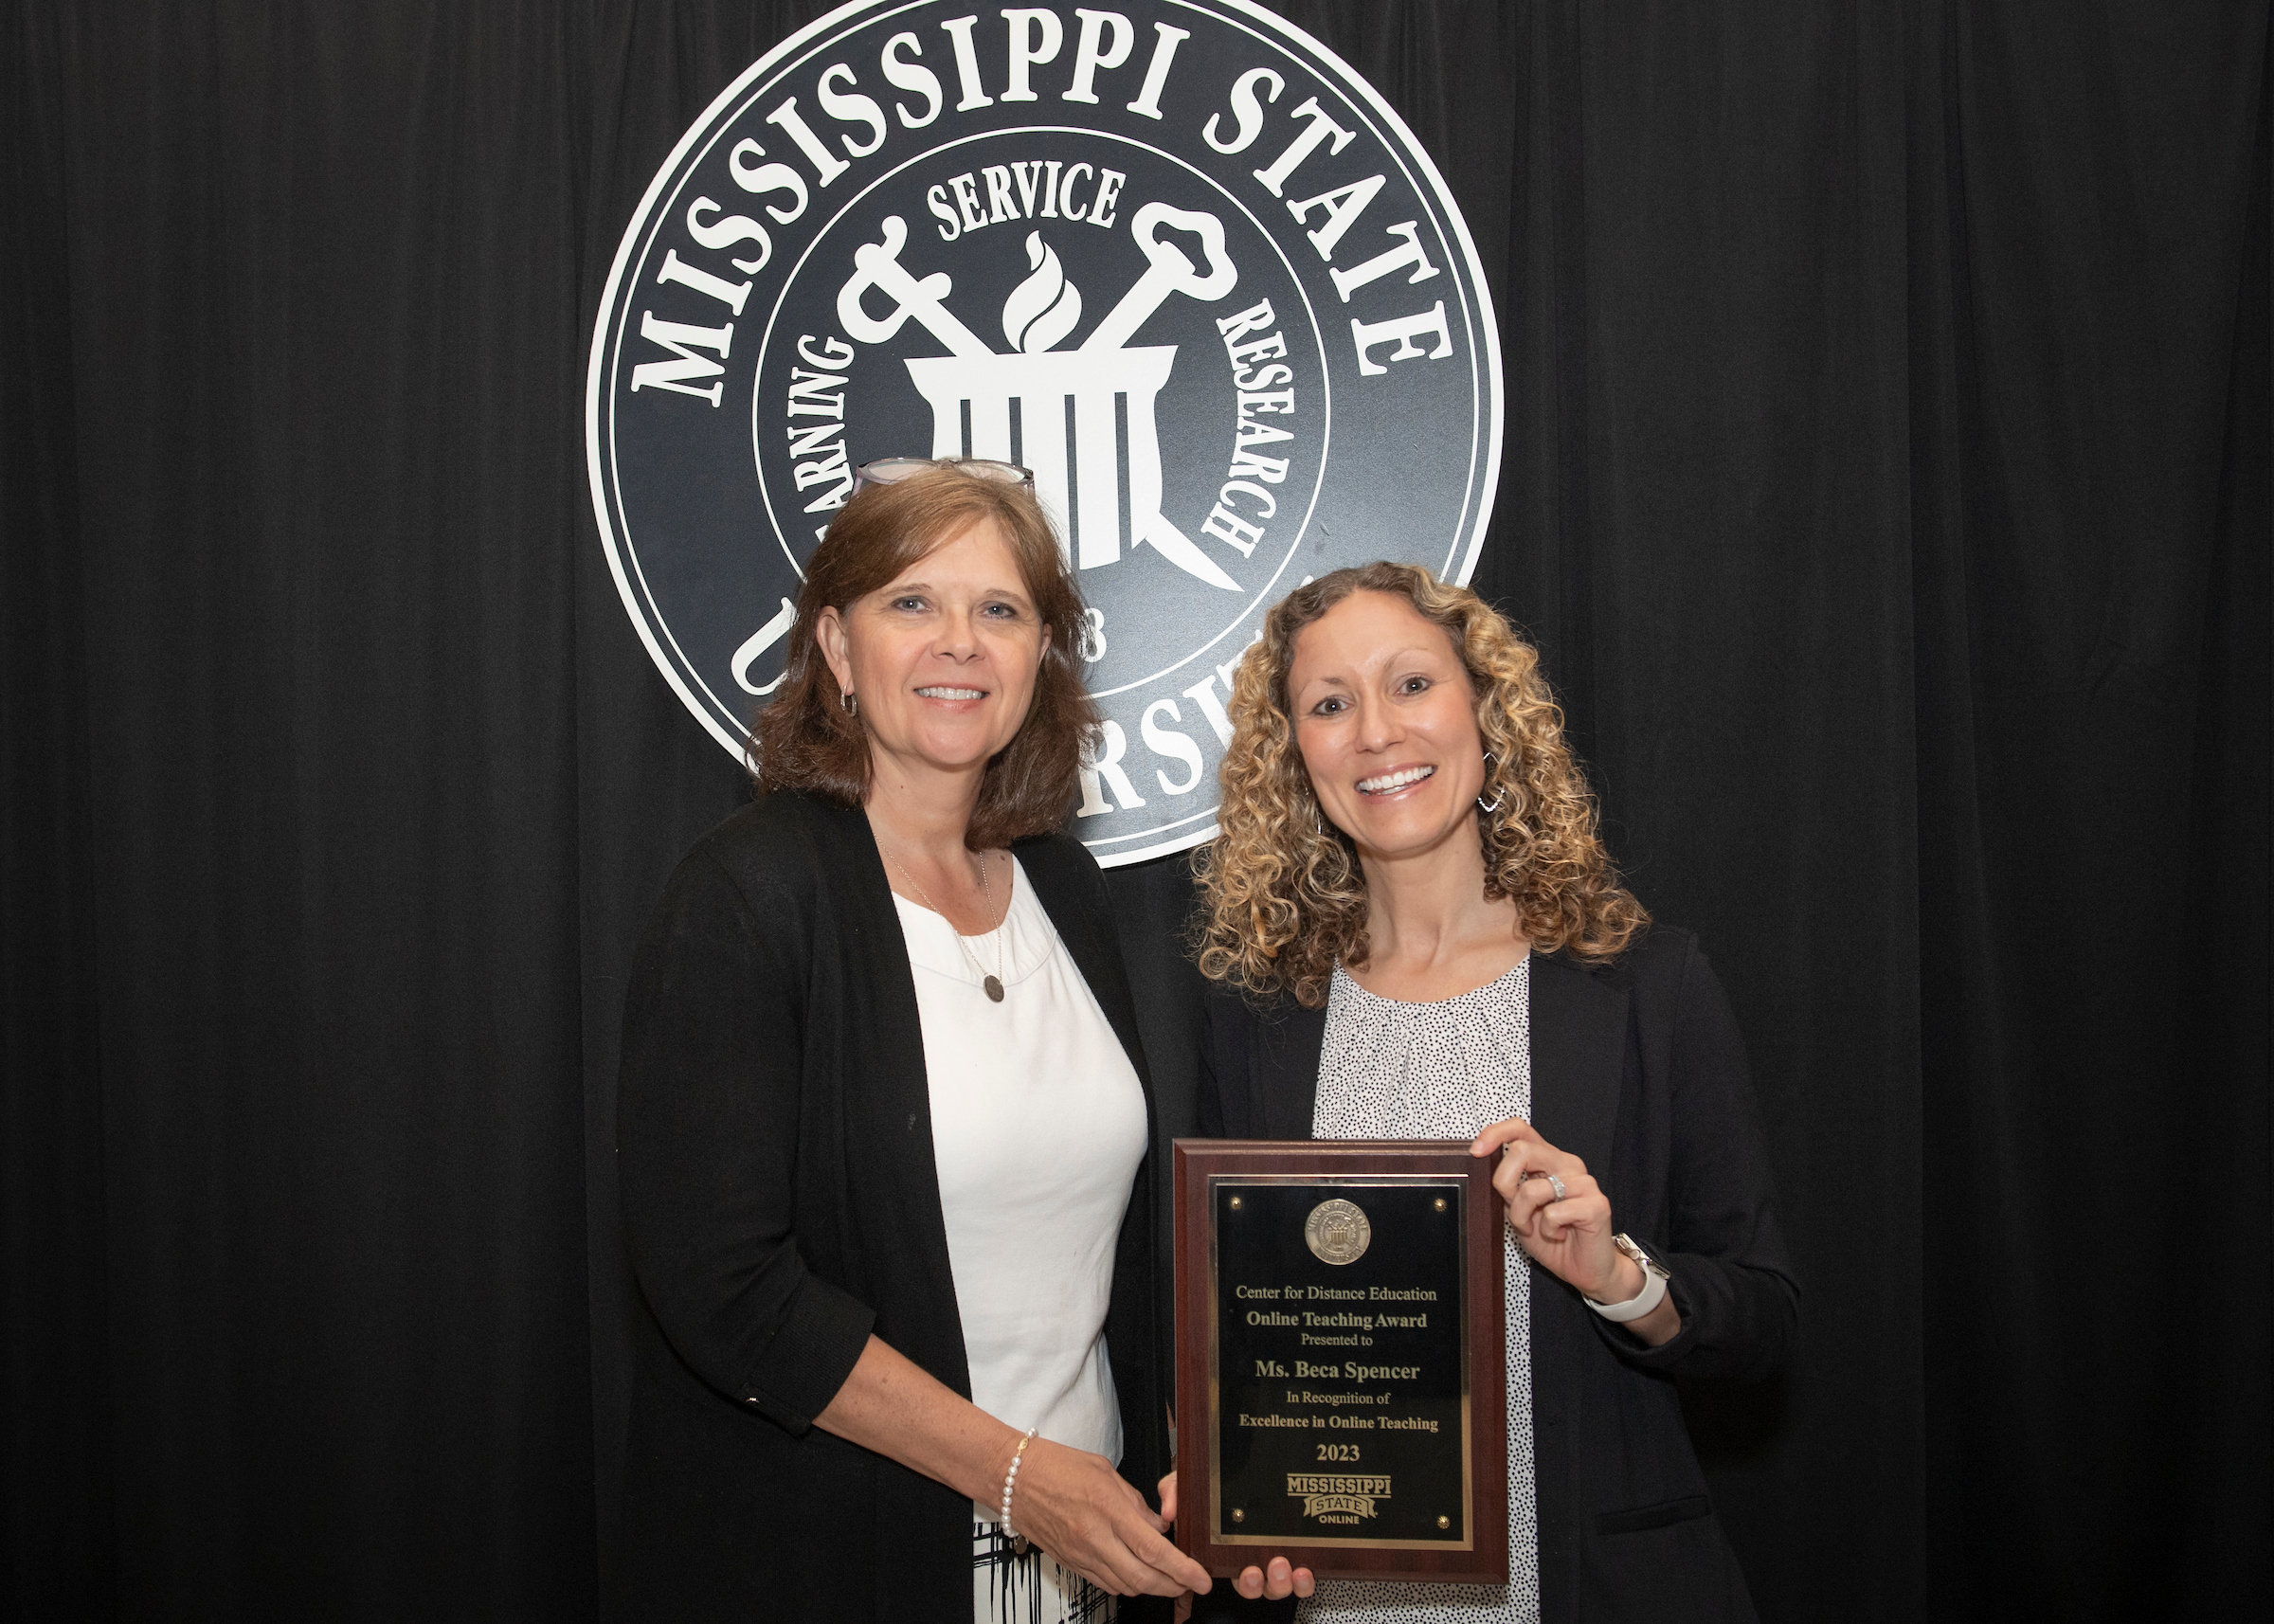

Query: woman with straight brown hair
[[615, 460, 1210, 1623]]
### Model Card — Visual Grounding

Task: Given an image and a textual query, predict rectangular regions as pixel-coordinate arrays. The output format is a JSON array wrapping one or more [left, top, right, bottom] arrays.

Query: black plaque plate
[[1173, 1141, 1507, 1582]]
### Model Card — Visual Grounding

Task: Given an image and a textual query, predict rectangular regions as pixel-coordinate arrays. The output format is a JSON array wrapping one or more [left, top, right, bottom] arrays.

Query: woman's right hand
[[816, 1339, 1209, 1596], [1012, 1440, 1213, 1598], [1157, 1471, 1314, 1614]]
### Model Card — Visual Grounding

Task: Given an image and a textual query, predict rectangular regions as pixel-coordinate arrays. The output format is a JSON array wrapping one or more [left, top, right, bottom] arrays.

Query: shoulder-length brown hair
[[749, 462, 1098, 850], [1192, 562, 1648, 1008]]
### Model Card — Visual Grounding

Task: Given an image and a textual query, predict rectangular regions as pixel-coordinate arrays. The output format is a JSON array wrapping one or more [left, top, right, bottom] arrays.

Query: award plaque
[[1172, 1141, 1507, 1582]]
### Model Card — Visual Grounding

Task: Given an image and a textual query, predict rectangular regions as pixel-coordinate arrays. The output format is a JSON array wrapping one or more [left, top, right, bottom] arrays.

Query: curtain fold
[[9, 3, 607, 1616], [1909, 3, 2272, 1613], [2, 2, 116, 1615]]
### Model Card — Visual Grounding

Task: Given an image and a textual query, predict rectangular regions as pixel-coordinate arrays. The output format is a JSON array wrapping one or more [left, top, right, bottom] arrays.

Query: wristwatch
[[1585, 1234, 1671, 1323]]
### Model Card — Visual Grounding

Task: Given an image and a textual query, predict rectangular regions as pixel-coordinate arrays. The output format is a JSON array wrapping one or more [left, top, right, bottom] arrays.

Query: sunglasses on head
[[849, 457, 1036, 494]]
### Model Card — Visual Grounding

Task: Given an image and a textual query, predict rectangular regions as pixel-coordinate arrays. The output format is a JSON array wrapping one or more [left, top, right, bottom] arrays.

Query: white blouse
[[891, 857, 1147, 1624]]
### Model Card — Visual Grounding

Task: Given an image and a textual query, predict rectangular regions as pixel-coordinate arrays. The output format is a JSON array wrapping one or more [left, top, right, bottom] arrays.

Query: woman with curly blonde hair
[[1166, 564, 1796, 1624]]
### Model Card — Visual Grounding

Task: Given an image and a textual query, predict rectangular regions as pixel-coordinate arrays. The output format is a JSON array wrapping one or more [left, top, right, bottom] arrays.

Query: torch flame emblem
[[1002, 233, 1084, 355]]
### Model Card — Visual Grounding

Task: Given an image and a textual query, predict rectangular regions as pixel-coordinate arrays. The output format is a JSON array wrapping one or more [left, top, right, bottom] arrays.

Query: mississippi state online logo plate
[[588, 0, 1502, 865]]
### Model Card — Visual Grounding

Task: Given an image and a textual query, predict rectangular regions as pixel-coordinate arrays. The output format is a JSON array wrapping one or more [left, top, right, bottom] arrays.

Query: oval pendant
[[984, 974, 1004, 1002]]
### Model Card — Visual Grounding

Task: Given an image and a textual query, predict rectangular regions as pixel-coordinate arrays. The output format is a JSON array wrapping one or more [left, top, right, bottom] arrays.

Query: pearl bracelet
[[1000, 1428, 1038, 1553]]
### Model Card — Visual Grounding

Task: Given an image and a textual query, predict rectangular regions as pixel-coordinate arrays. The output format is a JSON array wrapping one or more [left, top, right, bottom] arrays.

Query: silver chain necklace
[[884, 847, 1006, 1002]]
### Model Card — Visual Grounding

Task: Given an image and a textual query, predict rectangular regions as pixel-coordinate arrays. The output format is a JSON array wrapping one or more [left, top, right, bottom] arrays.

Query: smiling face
[[815, 517, 1049, 791], [1287, 588, 1489, 866]]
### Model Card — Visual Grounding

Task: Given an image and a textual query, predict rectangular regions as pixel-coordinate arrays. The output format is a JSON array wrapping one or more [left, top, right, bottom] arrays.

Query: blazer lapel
[[1523, 950, 1629, 1623], [1254, 999, 1326, 1141], [1020, 843, 1150, 1093], [818, 800, 972, 1393], [827, 799, 936, 1146], [1525, 951, 1627, 1177]]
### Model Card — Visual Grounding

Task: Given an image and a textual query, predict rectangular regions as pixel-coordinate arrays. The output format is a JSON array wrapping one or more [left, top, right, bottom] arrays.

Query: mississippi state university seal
[[1304, 1198, 1371, 1266], [588, 0, 1502, 864]]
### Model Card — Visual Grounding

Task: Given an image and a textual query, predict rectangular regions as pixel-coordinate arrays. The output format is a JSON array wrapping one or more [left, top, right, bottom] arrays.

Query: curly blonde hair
[[1192, 562, 1648, 1008]]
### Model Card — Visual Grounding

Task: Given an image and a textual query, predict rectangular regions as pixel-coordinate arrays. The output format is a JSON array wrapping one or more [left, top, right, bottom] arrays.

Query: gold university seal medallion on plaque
[[1304, 1198, 1370, 1266]]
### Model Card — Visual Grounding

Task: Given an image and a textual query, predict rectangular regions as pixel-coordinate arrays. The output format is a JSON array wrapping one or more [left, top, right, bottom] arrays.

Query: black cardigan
[[1196, 928, 1797, 1624], [614, 792, 1170, 1623]]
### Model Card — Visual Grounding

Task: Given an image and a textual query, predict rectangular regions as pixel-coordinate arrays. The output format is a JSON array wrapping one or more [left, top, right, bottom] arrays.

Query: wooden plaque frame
[[1172, 1140, 1507, 1583]]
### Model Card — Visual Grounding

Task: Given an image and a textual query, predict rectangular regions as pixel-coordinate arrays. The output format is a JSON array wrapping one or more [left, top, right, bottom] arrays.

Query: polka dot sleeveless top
[[1303, 957, 1541, 1624]]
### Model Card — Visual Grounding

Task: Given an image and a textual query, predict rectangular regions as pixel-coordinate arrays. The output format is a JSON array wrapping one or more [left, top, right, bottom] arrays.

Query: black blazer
[[614, 792, 1170, 1623], [1198, 928, 1797, 1624]]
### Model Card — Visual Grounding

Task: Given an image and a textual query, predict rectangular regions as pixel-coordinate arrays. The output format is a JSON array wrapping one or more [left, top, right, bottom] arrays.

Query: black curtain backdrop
[[4, 3, 2265, 1620]]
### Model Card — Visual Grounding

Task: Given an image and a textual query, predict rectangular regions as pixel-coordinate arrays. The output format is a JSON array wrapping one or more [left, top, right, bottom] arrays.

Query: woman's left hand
[[1470, 1117, 1633, 1305]]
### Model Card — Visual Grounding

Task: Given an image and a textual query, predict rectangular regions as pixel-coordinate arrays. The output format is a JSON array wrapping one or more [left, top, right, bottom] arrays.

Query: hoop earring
[[841, 690, 858, 716], [1475, 749, 1503, 815]]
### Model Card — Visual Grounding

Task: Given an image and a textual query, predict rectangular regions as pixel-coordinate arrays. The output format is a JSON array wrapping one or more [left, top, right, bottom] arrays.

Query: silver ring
[[1545, 1172, 1567, 1202], [1518, 1169, 1568, 1202]]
